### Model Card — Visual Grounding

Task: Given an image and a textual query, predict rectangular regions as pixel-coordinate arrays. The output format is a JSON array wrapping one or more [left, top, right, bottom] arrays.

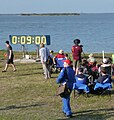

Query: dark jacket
[[97, 74, 112, 84]]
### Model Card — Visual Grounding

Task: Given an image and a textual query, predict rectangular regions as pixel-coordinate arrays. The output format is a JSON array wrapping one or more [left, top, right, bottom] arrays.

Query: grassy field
[[0, 51, 114, 120]]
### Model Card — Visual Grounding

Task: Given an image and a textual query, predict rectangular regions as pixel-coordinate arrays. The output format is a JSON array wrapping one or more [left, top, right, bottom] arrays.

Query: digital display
[[9, 35, 50, 45]]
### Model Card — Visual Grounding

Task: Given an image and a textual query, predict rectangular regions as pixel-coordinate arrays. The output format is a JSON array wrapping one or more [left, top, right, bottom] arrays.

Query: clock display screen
[[9, 35, 50, 45]]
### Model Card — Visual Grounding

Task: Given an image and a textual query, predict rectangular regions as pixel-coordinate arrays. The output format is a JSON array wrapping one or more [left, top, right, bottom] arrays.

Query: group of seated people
[[73, 54, 113, 95], [73, 66, 112, 95], [50, 50, 113, 94]]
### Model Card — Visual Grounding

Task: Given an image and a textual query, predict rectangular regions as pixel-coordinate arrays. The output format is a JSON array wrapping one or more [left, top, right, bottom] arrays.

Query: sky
[[0, 0, 114, 14]]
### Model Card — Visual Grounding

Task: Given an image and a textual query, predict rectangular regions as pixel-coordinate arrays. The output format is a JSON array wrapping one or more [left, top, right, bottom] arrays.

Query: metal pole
[[36, 45, 39, 58], [102, 50, 105, 61], [22, 45, 25, 58]]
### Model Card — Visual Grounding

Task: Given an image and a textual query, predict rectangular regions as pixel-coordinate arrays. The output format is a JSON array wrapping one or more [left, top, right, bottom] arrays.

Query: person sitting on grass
[[98, 58, 112, 76], [81, 59, 90, 75], [87, 53, 96, 66], [65, 53, 71, 60]]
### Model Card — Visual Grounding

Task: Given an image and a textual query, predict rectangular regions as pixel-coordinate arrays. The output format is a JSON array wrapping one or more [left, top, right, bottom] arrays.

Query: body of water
[[0, 13, 114, 53]]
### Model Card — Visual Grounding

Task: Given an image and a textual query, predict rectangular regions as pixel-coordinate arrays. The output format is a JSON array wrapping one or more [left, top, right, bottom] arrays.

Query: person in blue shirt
[[75, 68, 88, 84], [74, 67, 90, 94], [56, 59, 75, 118]]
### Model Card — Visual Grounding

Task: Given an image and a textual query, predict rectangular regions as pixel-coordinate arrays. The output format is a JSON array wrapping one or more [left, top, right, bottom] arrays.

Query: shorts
[[6, 56, 14, 64], [73, 60, 81, 69]]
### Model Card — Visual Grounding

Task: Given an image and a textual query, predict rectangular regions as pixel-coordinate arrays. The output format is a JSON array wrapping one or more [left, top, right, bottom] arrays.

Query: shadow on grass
[[0, 103, 47, 111], [17, 72, 43, 76], [57, 108, 114, 120], [51, 76, 58, 79], [0, 72, 43, 79], [18, 66, 43, 72], [95, 89, 114, 96], [111, 90, 114, 94], [19, 67, 41, 71]]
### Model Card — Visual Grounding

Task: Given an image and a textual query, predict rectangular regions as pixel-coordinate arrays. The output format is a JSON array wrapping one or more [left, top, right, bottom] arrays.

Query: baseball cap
[[63, 59, 72, 65]]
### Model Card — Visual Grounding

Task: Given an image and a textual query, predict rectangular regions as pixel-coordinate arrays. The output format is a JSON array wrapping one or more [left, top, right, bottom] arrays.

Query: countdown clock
[[9, 35, 50, 45]]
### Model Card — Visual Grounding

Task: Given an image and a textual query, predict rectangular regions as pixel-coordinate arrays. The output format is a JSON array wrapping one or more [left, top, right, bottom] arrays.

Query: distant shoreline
[[20, 13, 80, 16], [0, 13, 80, 16]]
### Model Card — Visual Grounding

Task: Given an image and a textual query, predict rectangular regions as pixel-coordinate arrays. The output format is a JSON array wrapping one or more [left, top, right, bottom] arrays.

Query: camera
[[80, 45, 83, 47]]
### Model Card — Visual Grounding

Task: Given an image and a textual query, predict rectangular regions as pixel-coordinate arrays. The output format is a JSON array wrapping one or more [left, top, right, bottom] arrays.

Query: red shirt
[[71, 45, 82, 60], [91, 66, 98, 72], [55, 53, 65, 58]]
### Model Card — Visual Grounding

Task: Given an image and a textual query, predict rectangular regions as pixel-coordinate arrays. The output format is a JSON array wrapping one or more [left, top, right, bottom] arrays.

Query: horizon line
[[0, 12, 114, 15]]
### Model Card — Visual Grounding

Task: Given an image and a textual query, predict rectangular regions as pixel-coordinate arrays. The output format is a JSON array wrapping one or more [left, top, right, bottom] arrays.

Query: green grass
[[0, 51, 114, 120]]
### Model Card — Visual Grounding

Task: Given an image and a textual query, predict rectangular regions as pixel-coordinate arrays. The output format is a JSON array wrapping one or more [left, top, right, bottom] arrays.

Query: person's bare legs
[[2, 63, 16, 72], [2, 63, 9, 72], [11, 64, 16, 71]]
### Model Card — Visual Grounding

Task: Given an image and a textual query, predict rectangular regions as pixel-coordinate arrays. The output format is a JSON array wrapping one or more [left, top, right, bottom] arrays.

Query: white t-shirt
[[39, 47, 50, 63]]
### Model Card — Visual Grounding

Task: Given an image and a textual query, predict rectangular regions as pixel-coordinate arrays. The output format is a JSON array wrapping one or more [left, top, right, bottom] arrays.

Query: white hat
[[103, 58, 108, 64], [88, 53, 93, 58], [59, 50, 64, 54]]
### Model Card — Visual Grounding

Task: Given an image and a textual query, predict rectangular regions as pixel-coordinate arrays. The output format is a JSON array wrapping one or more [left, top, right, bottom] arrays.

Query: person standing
[[39, 43, 51, 79], [2, 41, 16, 72], [71, 39, 83, 74], [56, 60, 75, 118]]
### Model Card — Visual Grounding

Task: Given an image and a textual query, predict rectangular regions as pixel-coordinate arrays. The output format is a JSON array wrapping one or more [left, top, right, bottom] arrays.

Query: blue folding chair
[[73, 83, 90, 93], [55, 58, 66, 70], [73, 76, 90, 97], [94, 83, 112, 91], [94, 76, 112, 95]]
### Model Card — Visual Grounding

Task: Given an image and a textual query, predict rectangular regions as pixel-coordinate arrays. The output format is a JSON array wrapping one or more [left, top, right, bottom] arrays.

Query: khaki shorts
[[73, 60, 81, 70]]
